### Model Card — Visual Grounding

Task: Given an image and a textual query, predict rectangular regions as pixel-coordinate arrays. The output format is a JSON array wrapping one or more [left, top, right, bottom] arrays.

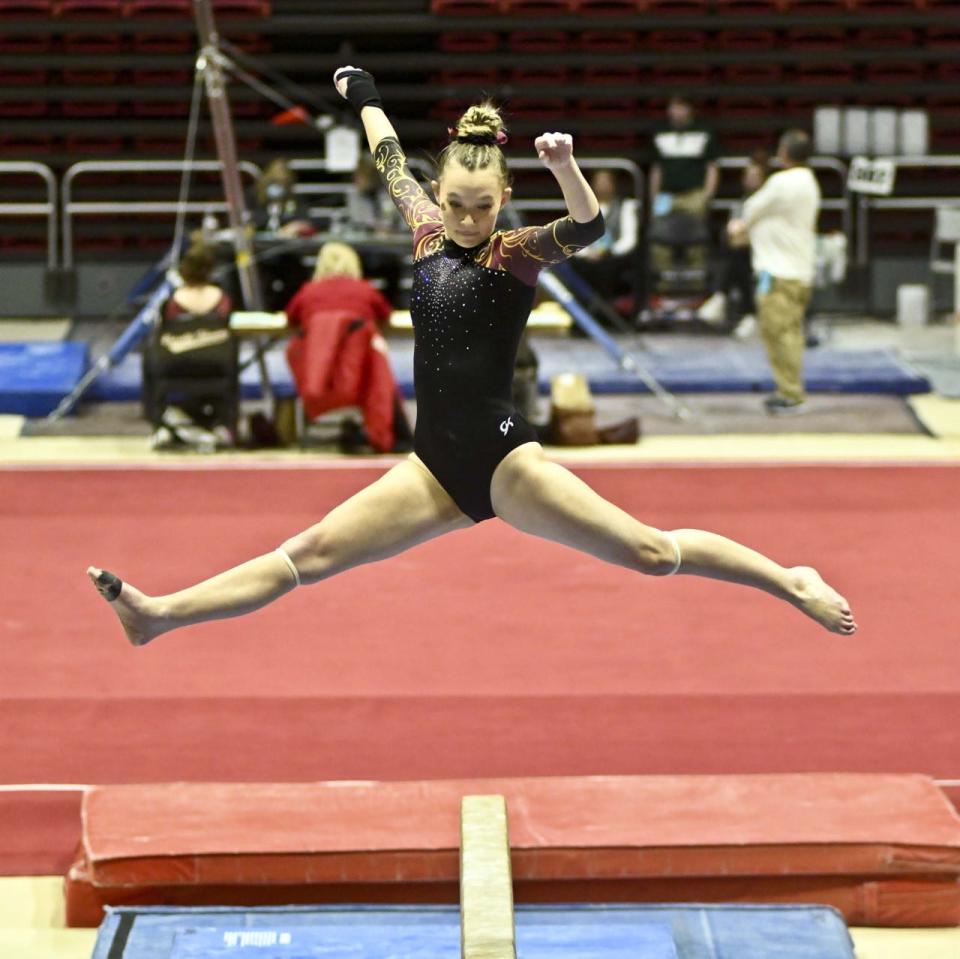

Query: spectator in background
[[698, 150, 770, 332], [727, 130, 820, 415], [250, 158, 312, 237], [145, 242, 236, 450], [285, 241, 412, 452], [569, 167, 640, 314], [286, 241, 392, 327], [650, 96, 719, 219], [345, 154, 403, 235], [341, 154, 404, 302]]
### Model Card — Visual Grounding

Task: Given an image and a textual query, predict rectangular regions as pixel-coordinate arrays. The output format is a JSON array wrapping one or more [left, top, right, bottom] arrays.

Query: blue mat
[[92, 904, 854, 959], [0, 342, 89, 417], [3, 337, 929, 414]]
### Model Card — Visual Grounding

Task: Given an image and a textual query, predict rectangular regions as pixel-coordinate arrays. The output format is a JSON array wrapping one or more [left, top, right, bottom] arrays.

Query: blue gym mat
[[0, 336, 929, 415], [0, 341, 89, 417], [91, 904, 855, 959]]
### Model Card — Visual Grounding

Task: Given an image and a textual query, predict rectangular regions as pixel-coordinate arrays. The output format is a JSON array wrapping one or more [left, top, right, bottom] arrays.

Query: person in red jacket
[[284, 241, 411, 452], [286, 241, 392, 329]]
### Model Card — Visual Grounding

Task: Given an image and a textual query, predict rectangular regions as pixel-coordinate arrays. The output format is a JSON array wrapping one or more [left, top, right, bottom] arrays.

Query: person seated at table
[[250, 158, 313, 238], [284, 241, 412, 453], [144, 242, 237, 450], [345, 154, 404, 236]]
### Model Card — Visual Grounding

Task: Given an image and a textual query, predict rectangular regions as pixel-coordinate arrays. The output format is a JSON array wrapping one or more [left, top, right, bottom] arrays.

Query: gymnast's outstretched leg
[[87, 456, 471, 646], [490, 443, 856, 635]]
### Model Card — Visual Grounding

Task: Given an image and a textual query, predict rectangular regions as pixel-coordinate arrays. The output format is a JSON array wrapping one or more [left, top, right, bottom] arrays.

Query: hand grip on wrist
[[334, 67, 383, 113]]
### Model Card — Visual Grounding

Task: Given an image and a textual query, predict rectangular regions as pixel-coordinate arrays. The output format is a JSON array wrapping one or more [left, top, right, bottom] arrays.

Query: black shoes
[[764, 395, 807, 416]]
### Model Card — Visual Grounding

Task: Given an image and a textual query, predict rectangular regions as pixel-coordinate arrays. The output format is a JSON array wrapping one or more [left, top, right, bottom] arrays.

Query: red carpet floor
[[1, 463, 959, 874]]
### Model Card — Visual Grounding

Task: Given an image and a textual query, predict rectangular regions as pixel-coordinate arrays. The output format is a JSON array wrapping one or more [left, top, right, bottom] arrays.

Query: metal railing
[[715, 156, 852, 241], [61, 159, 263, 269], [0, 162, 58, 269], [855, 155, 960, 266]]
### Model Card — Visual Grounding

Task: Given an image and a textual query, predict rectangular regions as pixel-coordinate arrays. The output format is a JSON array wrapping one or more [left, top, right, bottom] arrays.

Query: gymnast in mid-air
[[88, 67, 857, 643]]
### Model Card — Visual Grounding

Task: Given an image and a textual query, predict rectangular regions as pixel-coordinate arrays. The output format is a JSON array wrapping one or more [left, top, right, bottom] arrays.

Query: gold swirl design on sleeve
[[374, 138, 442, 237], [498, 218, 584, 268]]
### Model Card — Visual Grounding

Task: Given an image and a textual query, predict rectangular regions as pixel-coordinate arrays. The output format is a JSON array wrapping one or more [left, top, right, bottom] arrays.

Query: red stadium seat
[[717, 95, 776, 117], [638, 97, 669, 118], [438, 67, 500, 86], [225, 34, 271, 52], [723, 62, 783, 84], [438, 32, 499, 53], [721, 130, 774, 153], [0, 100, 49, 117], [131, 68, 191, 85], [577, 96, 637, 117], [0, 135, 53, 153], [62, 68, 121, 84], [63, 34, 124, 53], [65, 135, 125, 154], [211, 0, 270, 14], [850, 0, 922, 10], [577, 133, 639, 153], [0, 0, 51, 16], [0, 33, 51, 52], [571, 0, 639, 12], [648, 29, 707, 52], [430, 0, 499, 11], [0, 67, 46, 85], [131, 99, 191, 117], [507, 31, 569, 53], [582, 64, 640, 84], [645, 0, 707, 13], [63, 101, 122, 118], [714, 28, 776, 51], [935, 61, 960, 83], [924, 0, 960, 10], [651, 61, 711, 85], [929, 94, 960, 116], [132, 32, 191, 52], [778, 0, 849, 12], [132, 135, 190, 154], [715, 0, 777, 13], [508, 66, 569, 85], [500, 0, 572, 11], [794, 61, 855, 84], [784, 26, 846, 49], [926, 27, 960, 49], [578, 30, 636, 52], [864, 60, 926, 84], [505, 97, 567, 117], [853, 27, 916, 48], [123, 0, 191, 15], [55, 0, 122, 14]]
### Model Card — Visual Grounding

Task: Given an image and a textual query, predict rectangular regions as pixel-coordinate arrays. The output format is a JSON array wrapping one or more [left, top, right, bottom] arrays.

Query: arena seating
[[0, 0, 957, 259]]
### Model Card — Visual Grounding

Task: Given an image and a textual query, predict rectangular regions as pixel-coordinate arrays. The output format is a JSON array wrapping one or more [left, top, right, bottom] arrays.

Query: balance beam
[[460, 795, 516, 959]]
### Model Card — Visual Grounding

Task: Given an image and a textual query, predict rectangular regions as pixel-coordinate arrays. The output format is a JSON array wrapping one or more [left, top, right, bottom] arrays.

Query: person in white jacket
[[728, 130, 820, 414]]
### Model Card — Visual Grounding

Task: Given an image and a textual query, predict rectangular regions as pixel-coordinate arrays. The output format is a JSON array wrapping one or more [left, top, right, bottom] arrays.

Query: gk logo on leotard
[[499, 416, 514, 436]]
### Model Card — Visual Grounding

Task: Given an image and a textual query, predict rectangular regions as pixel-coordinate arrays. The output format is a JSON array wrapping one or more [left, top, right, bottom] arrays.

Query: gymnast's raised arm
[[334, 66, 441, 252]]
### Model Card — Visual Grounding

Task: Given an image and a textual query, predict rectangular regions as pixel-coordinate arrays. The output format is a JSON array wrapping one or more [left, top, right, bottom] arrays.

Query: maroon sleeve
[[373, 137, 443, 260], [494, 211, 606, 286]]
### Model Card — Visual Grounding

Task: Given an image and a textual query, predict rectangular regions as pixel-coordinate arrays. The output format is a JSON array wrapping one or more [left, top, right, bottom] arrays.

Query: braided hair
[[437, 102, 511, 186]]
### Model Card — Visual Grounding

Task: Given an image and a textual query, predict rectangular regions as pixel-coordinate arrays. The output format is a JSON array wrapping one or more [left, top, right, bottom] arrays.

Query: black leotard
[[375, 137, 605, 521]]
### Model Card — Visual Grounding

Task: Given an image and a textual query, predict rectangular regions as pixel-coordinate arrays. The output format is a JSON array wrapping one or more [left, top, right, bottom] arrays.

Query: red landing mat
[[4, 464, 960, 876], [66, 773, 960, 928]]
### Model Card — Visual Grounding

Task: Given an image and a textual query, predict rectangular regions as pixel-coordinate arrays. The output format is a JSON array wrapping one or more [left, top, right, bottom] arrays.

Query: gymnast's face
[[433, 162, 512, 248]]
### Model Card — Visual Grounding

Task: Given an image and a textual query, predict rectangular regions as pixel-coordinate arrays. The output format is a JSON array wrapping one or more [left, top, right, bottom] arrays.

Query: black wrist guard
[[337, 68, 383, 113]]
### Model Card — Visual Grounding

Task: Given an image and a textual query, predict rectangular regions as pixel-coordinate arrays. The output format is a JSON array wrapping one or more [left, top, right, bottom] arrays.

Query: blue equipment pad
[[0, 341, 89, 416], [92, 904, 854, 959]]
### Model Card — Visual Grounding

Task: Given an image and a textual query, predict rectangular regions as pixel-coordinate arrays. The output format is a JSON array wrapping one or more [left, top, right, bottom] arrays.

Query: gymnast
[[88, 67, 857, 643]]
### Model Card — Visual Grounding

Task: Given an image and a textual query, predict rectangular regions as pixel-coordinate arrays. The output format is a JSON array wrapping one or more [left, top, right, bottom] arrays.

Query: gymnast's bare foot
[[86, 567, 167, 647], [788, 566, 857, 635]]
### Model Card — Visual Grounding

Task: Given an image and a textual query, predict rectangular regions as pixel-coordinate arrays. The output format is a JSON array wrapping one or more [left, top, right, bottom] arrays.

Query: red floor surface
[[2, 463, 959, 874]]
